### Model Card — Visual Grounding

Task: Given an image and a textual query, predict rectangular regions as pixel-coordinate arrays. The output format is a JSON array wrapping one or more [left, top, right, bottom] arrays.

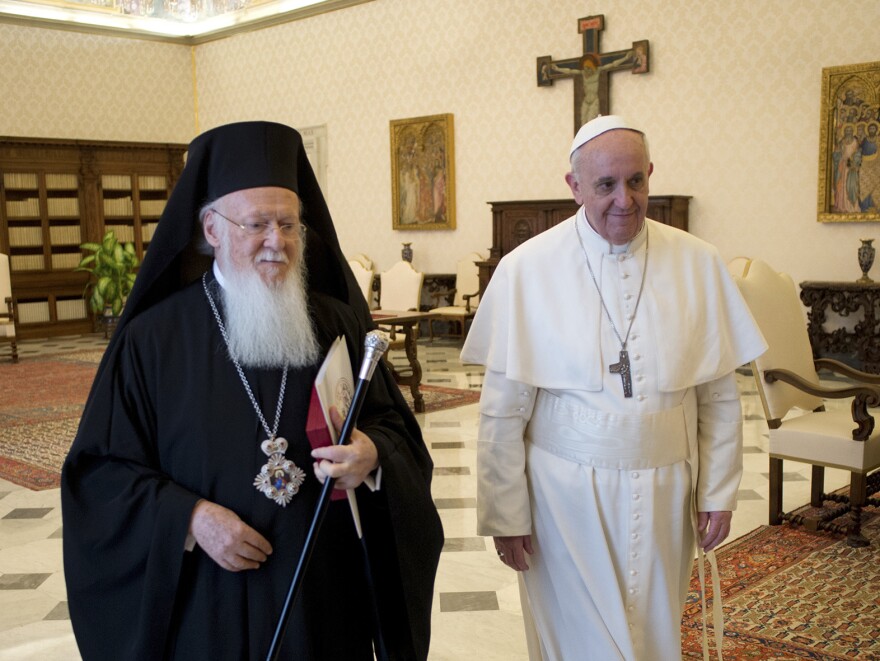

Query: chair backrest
[[734, 258, 823, 421], [726, 255, 751, 279], [348, 253, 373, 270], [452, 252, 485, 307], [0, 253, 11, 303], [379, 260, 423, 311], [347, 259, 375, 309]]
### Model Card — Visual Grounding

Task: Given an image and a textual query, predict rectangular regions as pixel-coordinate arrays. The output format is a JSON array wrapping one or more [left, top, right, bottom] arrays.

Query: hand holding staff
[[266, 330, 391, 661]]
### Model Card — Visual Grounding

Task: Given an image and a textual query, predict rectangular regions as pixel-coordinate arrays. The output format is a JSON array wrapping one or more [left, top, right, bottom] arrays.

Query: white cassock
[[461, 211, 767, 661]]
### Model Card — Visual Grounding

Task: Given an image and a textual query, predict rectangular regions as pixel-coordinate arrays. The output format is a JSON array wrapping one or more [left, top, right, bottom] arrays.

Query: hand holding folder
[[305, 336, 378, 529]]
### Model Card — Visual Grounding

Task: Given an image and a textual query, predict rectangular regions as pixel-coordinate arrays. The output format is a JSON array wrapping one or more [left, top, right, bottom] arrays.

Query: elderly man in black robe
[[62, 121, 443, 660]]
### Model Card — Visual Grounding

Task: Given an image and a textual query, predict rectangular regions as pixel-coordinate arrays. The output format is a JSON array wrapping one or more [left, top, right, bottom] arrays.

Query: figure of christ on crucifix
[[537, 14, 649, 133]]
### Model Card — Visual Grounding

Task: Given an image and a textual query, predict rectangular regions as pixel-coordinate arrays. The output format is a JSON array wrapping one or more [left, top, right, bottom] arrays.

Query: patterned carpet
[[682, 510, 879, 660], [0, 351, 479, 490], [398, 383, 480, 413], [0, 353, 99, 490]]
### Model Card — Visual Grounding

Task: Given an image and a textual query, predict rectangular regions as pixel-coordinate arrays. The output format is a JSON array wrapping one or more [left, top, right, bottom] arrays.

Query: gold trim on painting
[[817, 60, 880, 223], [390, 113, 455, 231]]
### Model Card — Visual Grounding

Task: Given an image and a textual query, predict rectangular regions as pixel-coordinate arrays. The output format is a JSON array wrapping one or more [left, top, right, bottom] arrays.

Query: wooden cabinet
[[0, 137, 185, 338], [477, 196, 690, 296]]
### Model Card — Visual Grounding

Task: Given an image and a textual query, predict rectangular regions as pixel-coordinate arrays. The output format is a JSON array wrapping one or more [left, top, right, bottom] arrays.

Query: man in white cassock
[[461, 115, 767, 661]]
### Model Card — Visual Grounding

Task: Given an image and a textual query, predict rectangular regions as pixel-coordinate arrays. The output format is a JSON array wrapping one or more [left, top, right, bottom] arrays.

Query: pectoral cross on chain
[[609, 349, 633, 398]]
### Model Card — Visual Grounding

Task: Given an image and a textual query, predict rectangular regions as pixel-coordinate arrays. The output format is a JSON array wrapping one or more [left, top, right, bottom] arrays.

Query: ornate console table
[[799, 281, 880, 374]]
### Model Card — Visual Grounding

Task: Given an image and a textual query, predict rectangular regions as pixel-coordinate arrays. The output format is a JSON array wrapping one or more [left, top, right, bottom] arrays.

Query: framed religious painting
[[390, 113, 455, 230], [817, 60, 880, 223]]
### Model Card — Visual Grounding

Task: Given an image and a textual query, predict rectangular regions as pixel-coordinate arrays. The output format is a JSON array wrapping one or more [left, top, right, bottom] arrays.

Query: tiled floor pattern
[[0, 335, 855, 660]]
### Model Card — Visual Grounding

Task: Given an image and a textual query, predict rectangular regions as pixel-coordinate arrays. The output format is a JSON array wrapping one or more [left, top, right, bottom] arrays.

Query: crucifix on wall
[[537, 14, 649, 134]]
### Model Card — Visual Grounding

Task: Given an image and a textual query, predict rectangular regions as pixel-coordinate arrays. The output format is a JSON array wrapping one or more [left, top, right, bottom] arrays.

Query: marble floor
[[0, 334, 855, 660]]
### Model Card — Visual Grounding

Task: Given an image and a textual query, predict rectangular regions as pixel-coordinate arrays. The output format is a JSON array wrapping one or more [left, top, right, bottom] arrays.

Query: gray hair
[[195, 202, 216, 256]]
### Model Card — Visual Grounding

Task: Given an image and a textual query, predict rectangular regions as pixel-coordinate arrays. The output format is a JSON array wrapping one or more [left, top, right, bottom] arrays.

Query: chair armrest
[[2, 296, 16, 324], [765, 368, 880, 441], [853, 391, 880, 441], [430, 289, 456, 307], [764, 368, 880, 401], [815, 358, 880, 385], [462, 291, 479, 313]]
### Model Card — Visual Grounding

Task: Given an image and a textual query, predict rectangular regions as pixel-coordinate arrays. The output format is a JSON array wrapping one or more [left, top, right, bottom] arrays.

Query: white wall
[[0, 23, 194, 143], [2, 0, 878, 285], [192, 0, 880, 283]]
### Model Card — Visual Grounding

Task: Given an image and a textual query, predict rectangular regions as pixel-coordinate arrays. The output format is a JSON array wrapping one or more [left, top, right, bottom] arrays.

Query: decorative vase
[[401, 242, 413, 263], [858, 238, 875, 283]]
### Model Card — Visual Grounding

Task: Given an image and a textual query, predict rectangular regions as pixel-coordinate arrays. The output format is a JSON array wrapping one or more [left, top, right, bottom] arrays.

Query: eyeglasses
[[210, 208, 305, 239]]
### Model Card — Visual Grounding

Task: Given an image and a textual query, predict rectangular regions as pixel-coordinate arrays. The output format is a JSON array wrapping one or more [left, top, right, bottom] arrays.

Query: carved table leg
[[404, 324, 426, 413], [847, 472, 870, 548]]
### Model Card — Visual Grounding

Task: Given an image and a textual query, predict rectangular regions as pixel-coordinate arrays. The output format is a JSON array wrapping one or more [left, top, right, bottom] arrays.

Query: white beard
[[218, 247, 320, 369]]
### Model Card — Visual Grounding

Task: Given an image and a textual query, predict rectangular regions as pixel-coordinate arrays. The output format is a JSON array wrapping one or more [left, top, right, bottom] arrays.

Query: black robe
[[62, 276, 443, 660]]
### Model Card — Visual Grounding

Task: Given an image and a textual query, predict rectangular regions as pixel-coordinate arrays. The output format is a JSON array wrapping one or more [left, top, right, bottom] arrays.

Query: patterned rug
[[398, 383, 481, 414], [682, 508, 879, 659], [0, 352, 479, 490], [0, 353, 100, 490]]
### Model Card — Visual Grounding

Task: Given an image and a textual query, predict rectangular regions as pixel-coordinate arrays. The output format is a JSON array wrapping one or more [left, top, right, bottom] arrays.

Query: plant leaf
[[97, 276, 112, 297], [90, 290, 104, 313]]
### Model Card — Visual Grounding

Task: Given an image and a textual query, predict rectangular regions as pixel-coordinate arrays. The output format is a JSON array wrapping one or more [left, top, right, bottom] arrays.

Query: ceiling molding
[[0, 0, 372, 44]]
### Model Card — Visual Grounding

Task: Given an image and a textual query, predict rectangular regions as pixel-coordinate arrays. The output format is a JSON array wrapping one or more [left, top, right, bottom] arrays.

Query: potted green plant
[[76, 230, 139, 318]]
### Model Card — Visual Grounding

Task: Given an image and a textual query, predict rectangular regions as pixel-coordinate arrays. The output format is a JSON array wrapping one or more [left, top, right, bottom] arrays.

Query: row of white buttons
[[627, 470, 642, 635]]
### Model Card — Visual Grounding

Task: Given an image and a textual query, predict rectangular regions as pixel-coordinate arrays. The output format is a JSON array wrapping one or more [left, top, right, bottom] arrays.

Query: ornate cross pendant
[[253, 437, 306, 507], [609, 349, 633, 398]]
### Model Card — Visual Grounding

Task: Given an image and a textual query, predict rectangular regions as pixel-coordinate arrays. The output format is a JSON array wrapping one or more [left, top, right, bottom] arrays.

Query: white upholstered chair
[[347, 255, 376, 309], [348, 253, 373, 270], [427, 251, 485, 340], [726, 255, 751, 279], [0, 253, 19, 363], [378, 260, 423, 312], [734, 258, 880, 547], [375, 260, 424, 359]]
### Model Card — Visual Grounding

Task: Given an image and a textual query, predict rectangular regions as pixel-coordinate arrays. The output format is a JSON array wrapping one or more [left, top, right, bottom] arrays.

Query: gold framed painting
[[817, 60, 880, 223], [390, 113, 455, 230]]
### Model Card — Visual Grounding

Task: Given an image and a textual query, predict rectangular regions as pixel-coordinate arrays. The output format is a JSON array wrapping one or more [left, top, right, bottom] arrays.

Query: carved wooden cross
[[609, 349, 633, 398], [537, 14, 650, 134]]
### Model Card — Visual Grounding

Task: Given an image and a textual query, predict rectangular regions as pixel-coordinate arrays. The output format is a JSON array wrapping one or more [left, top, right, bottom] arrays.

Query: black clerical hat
[[187, 121, 302, 202]]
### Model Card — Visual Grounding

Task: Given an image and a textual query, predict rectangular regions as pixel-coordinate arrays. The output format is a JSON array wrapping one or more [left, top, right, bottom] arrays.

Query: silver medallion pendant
[[253, 437, 306, 507]]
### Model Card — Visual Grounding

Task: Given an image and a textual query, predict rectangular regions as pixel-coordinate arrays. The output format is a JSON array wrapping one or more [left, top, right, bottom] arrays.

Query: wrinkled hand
[[189, 500, 273, 572], [697, 510, 732, 551], [311, 406, 379, 491], [494, 534, 534, 571]]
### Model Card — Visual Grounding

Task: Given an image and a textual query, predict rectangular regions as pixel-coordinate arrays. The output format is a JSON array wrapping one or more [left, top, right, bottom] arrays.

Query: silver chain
[[574, 218, 649, 351], [202, 274, 287, 440]]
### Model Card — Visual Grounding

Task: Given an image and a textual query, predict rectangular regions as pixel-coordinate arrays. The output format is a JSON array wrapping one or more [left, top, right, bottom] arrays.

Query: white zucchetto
[[569, 115, 644, 158]]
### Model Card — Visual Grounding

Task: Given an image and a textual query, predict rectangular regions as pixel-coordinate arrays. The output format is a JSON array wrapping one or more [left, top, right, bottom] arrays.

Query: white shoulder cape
[[461, 215, 767, 392]]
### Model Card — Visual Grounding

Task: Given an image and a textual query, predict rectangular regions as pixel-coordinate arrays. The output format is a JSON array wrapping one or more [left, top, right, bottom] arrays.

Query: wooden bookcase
[[0, 137, 185, 339]]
